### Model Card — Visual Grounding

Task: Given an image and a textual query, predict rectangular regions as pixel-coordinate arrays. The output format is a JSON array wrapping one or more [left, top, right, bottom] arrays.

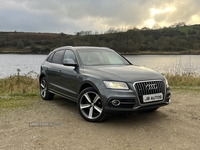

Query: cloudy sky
[[0, 0, 200, 34]]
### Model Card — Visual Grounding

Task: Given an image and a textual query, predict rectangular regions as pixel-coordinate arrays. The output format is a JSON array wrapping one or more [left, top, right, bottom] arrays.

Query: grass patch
[[0, 75, 40, 110], [165, 74, 200, 92], [0, 75, 39, 95], [175, 25, 200, 36], [165, 74, 200, 87], [0, 95, 39, 109], [9, 93, 38, 97]]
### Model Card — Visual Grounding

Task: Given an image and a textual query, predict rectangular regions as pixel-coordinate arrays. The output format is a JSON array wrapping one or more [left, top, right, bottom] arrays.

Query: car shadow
[[104, 110, 168, 124], [48, 95, 78, 111], [46, 95, 169, 125]]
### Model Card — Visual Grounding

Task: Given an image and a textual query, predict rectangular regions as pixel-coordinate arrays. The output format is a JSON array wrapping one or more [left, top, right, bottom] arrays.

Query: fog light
[[111, 100, 120, 106]]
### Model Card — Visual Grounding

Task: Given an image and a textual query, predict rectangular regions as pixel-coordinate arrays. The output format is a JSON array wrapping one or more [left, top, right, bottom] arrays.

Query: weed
[[165, 74, 200, 87], [163, 55, 199, 76], [0, 74, 39, 95]]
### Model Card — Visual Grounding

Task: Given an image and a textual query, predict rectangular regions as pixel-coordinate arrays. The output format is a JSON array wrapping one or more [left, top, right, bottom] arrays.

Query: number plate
[[143, 93, 163, 103]]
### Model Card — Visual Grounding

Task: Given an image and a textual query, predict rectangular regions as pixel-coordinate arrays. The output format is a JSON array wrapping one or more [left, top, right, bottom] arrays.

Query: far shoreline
[[121, 50, 200, 55], [0, 49, 200, 55]]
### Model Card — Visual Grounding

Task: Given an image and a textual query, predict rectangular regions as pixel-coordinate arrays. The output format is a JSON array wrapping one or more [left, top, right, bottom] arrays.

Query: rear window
[[46, 52, 54, 62]]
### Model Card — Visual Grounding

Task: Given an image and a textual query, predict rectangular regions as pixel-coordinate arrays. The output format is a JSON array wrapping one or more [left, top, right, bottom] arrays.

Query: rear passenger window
[[52, 50, 65, 64]]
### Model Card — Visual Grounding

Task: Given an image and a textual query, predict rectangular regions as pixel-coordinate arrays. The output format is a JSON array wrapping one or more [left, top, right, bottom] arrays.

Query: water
[[0, 54, 199, 78], [125, 55, 200, 75], [0, 54, 47, 78]]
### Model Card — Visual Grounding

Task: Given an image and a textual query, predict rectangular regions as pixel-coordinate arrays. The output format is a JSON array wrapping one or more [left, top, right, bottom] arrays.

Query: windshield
[[77, 49, 130, 66]]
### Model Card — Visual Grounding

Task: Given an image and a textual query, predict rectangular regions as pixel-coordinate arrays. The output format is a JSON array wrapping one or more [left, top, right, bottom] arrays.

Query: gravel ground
[[0, 90, 200, 150]]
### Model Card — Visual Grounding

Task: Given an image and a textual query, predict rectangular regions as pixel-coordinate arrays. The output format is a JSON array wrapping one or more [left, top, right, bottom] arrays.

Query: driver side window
[[52, 50, 65, 64], [64, 50, 77, 62]]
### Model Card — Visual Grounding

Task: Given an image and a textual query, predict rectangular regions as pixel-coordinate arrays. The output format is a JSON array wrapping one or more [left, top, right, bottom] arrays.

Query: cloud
[[0, 0, 200, 34], [151, 0, 200, 27]]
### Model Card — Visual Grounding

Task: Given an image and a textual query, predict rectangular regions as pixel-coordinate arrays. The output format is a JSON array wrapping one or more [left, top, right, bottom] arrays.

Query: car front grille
[[134, 80, 165, 104]]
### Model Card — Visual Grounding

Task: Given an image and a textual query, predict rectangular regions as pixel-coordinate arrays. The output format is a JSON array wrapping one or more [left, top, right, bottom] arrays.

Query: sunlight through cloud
[[146, 6, 176, 28], [150, 6, 176, 17]]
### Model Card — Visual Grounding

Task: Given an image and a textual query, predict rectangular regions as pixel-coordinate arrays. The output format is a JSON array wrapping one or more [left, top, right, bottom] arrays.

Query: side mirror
[[63, 59, 77, 66]]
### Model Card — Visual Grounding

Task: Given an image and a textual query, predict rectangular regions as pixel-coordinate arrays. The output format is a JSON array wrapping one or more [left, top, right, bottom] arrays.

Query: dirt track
[[0, 90, 200, 150]]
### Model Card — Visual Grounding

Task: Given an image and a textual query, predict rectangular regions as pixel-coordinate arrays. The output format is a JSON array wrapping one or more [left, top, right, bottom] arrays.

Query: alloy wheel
[[40, 77, 54, 100], [40, 78, 47, 98], [78, 88, 104, 122]]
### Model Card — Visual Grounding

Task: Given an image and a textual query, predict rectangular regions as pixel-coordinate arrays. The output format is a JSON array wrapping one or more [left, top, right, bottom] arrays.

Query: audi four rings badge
[[146, 84, 158, 90]]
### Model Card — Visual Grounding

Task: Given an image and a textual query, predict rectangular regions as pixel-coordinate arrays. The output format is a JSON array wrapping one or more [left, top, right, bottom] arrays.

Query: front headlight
[[164, 76, 169, 88], [103, 81, 129, 90]]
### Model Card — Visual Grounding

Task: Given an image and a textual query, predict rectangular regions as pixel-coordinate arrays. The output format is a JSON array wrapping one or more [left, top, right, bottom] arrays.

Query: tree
[[152, 23, 161, 30], [105, 27, 117, 34], [30, 45, 40, 53], [141, 27, 150, 30], [193, 43, 200, 50], [17, 40, 25, 49], [0, 40, 6, 47]]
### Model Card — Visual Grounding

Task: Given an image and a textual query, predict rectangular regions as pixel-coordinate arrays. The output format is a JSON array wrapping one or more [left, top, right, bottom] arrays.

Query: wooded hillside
[[0, 24, 200, 54]]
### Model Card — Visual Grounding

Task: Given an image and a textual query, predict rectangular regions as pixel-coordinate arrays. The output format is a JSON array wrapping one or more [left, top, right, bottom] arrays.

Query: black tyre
[[78, 87, 105, 122], [40, 77, 54, 100]]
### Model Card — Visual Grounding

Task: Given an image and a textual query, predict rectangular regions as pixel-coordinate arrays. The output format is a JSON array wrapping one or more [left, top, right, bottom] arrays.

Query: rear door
[[47, 49, 65, 92]]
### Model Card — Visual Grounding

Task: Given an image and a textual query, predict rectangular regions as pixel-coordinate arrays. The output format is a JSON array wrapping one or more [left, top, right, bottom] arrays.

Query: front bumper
[[100, 87, 171, 113]]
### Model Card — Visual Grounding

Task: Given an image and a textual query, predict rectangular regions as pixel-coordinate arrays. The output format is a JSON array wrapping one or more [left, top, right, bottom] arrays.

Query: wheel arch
[[39, 73, 46, 82], [79, 81, 100, 94], [79, 82, 94, 93]]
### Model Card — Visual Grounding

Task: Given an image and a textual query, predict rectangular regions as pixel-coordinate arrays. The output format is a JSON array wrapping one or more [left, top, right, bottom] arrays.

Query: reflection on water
[[0, 54, 199, 78]]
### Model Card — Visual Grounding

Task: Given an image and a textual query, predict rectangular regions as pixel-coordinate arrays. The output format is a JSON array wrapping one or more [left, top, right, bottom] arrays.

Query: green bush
[[17, 40, 25, 49]]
